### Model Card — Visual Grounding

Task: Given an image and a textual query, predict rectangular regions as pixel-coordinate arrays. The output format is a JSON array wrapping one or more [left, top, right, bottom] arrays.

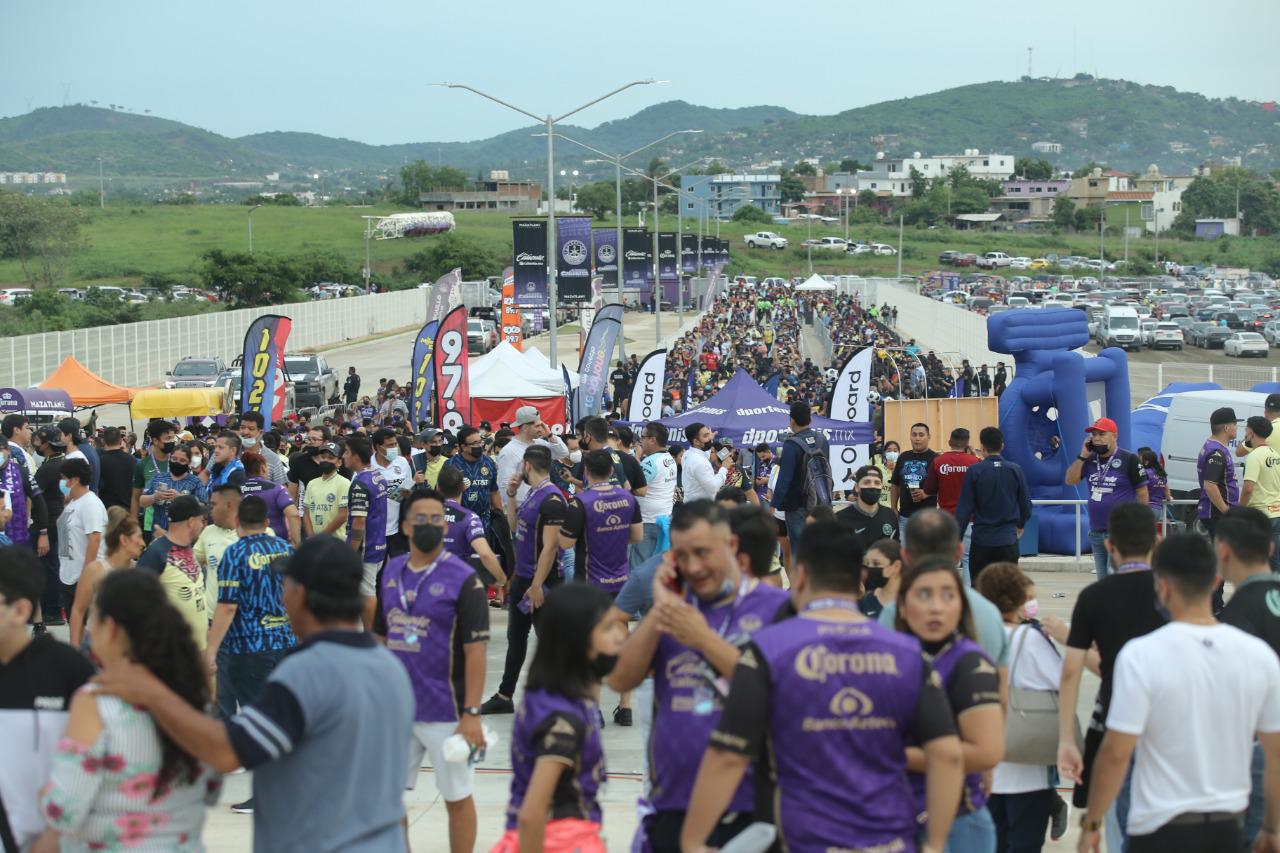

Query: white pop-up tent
[[475, 342, 578, 392], [468, 342, 571, 427], [795, 273, 836, 292]]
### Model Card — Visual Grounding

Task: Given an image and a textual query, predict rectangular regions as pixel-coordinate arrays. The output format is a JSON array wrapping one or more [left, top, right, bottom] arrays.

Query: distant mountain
[[1, 80, 1274, 182]]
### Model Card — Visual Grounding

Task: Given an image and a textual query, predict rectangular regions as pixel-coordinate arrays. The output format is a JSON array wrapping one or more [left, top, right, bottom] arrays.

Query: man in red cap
[[1065, 417, 1148, 578]]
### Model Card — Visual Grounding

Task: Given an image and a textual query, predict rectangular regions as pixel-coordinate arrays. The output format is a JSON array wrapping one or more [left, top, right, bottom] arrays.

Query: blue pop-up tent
[[654, 369, 872, 447]]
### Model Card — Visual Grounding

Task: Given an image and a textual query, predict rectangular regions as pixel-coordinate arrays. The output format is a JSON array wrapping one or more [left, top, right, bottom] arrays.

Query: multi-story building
[[682, 173, 781, 219], [419, 170, 540, 213], [1031, 141, 1063, 154]]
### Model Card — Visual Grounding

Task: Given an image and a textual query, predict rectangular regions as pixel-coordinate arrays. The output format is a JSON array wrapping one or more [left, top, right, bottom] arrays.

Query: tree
[[1074, 206, 1101, 232], [0, 191, 84, 288], [1015, 157, 1055, 180], [198, 250, 306, 308], [732, 204, 772, 224], [1071, 161, 1104, 178], [401, 233, 504, 283], [778, 171, 806, 204], [396, 161, 469, 206], [244, 194, 301, 206], [574, 181, 617, 220], [703, 160, 730, 176], [791, 161, 817, 176], [857, 190, 877, 207], [839, 158, 867, 173], [908, 166, 928, 198], [647, 157, 667, 181], [1171, 167, 1280, 235], [1052, 196, 1077, 230]]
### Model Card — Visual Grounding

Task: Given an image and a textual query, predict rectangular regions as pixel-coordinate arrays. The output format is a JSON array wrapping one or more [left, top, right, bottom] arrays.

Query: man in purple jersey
[[374, 487, 489, 853], [682, 521, 964, 853], [1065, 417, 1148, 579], [560, 450, 643, 593], [608, 500, 789, 852], [342, 435, 388, 630], [482, 445, 566, 716], [436, 466, 506, 596]]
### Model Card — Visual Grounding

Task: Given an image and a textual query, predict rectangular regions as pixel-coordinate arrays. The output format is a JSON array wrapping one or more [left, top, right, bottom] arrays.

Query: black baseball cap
[[273, 535, 362, 601], [168, 495, 205, 523], [1211, 407, 1238, 427], [312, 441, 341, 457], [36, 425, 66, 450], [1266, 394, 1280, 413]]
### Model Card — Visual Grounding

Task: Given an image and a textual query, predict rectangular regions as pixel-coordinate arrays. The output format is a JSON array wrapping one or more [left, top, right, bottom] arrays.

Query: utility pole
[[247, 204, 261, 254], [98, 157, 105, 209], [896, 215, 904, 279]]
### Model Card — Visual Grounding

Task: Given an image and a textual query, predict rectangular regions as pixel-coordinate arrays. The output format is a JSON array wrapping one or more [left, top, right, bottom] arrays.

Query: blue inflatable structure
[[987, 308, 1132, 555]]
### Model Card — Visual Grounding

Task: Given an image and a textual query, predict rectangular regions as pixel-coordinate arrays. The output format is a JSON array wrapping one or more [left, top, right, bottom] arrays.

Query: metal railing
[[1031, 498, 1198, 567]]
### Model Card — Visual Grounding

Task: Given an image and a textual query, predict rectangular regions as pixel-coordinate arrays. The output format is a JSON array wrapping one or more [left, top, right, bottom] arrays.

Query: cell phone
[[664, 566, 686, 596], [717, 447, 732, 462]]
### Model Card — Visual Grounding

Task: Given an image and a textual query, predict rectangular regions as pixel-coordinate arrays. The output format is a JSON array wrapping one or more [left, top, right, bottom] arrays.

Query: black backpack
[[787, 432, 833, 510]]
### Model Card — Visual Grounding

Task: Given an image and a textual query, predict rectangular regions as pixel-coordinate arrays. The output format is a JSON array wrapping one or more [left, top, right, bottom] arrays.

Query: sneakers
[[230, 798, 254, 814], [480, 693, 515, 715], [613, 706, 633, 727], [31, 624, 48, 638], [1050, 791, 1069, 841]]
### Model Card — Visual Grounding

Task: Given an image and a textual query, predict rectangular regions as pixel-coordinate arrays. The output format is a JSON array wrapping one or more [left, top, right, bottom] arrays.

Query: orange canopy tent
[[39, 357, 137, 407]]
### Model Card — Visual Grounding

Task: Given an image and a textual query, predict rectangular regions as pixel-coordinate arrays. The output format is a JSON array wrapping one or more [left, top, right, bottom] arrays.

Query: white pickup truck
[[743, 231, 788, 249], [976, 252, 1013, 269]]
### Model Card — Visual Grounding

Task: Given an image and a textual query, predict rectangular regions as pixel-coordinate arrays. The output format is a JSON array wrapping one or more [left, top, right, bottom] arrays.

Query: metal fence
[[0, 289, 431, 390], [1034, 498, 1196, 568], [1127, 361, 1280, 406]]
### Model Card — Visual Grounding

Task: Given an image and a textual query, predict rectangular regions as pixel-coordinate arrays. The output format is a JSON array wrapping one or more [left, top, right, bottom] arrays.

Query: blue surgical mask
[[885, 451, 900, 464], [385, 447, 399, 462], [59, 480, 71, 497], [242, 436, 258, 448]]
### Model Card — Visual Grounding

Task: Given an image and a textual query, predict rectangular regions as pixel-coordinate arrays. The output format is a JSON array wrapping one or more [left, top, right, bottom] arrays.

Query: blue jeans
[[631, 522, 661, 572], [216, 648, 287, 719], [960, 527, 972, 586], [946, 807, 996, 853], [561, 546, 576, 583], [785, 508, 807, 553], [1088, 529, 1112, 579], [1105, 757, 1135, 853], [1245, 740, 1265, 848], [899, 513, 911, 543]]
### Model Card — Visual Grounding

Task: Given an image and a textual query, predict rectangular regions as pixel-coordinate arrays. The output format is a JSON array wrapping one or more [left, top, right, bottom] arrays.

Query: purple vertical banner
[[556, 216, 593, 302], [591, 228, 618, 286], [657, 232, 678, 305], [622, 226, 650, 305], [680, 238, 697, 274], [512, 219, 548, 308]]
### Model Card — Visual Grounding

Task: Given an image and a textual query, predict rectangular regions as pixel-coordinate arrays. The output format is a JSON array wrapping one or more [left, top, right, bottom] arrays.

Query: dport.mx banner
[[433, 305, 471, 431], [627, 349, 667, 422], [828, 346, 873, 490], [240, 314, 292, 421]]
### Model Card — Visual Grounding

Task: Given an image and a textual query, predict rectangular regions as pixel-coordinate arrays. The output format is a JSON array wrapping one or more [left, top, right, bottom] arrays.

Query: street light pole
[[248, 204, 262, 254], [436, 79, 662, 367]]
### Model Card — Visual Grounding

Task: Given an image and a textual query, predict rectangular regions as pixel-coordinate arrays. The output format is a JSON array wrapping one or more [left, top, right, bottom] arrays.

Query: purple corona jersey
[[1, 458, 29, 546], [737, 616, 931, 850], [379, 551, 489, 723], [1081, 449, 1140, 532], [648, 581, 789, 813], [240, 477, 293, 540], [514, 480, 562, 580], [1196, 438, 1239, 520], [909, 635, 991, 817], [570, 484, 639, 590], [505, 688, 605, 831], [443, 499, 484, 560], [347, 468, 388, 563]]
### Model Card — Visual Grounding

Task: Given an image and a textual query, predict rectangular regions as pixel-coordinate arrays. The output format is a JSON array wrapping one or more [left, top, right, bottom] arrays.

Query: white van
[[1161, 390, 1266, 498], [1096, 305, 1141, 350]]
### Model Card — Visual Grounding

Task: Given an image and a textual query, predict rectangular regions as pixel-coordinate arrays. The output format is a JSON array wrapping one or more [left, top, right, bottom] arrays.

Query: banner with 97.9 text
[[241, 314, 292, 422], [433, 305, 471, 432], [500, 266, 523, 351]]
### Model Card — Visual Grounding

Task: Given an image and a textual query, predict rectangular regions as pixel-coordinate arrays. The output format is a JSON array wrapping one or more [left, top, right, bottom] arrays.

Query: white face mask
[[241, 436, 258, 448], [190, 455, 203, 469], [568, 450, 583, 464]]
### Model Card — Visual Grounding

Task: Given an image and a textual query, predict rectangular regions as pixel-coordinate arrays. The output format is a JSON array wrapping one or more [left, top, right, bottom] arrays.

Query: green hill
[[1, 79, 1275, 181]]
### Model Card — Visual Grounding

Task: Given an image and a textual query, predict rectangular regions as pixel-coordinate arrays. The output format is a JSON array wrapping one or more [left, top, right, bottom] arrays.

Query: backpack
[[787, 431, 833, 510]]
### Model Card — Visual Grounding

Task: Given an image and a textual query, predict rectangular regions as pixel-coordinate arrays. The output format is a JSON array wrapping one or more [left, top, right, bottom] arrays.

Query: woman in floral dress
[[41, 569, 219, 851]]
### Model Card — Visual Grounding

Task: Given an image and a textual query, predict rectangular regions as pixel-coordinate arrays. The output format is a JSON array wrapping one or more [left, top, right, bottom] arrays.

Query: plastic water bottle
[[441, 725, 499, 764], [717, 823, 777, 853]]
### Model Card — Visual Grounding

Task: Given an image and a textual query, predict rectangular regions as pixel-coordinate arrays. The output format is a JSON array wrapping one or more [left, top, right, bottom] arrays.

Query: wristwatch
[[1077, 455, 1090, 462], [462, 706, 483, 717], [1080, 815, 1103, 832]]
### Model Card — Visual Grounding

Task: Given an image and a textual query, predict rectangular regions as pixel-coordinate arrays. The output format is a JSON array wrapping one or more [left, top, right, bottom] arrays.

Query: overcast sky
[[6, 0, 1277, 145]]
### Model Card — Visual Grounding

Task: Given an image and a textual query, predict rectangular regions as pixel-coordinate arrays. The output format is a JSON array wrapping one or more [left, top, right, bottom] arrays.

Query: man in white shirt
[[56, 459, 107, 595], [633, 422, 677, 568], [496, 406, 569, 505], [371, 428, 414, 558], [1079, 532, 1280, 853], [680, 422, 727, 504]]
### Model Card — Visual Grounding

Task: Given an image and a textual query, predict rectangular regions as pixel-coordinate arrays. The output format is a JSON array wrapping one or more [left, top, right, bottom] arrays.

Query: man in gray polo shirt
[[94, 535, 415, 852]]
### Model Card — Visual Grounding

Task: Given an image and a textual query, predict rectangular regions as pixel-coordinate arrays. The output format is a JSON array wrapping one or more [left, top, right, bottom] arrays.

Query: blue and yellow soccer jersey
[[216, 532, 296, 654]]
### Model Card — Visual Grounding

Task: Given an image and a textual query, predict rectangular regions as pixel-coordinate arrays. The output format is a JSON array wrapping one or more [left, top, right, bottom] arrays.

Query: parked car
[[1265, 321, 1280, 348], [283, 354, 340, 408], [848, 242, 873, 255], [215, 371, 297, 414], [57, 288, 83, 300], [165, 356, 227, 389], [86, 285, 128, 302], [1211, 310, 1245, 330], [938, 250, 961, 264], [977, 252, 1013, 269], [1224, 332, 1269, 358], [1028, 258, 1050, 271], [0, 288, 34, 306], [1006, 296, 1032, 309], [466, 318, 499, 354], [1189, 322, 1232, 349], [1009, 257, 1033, 270], [743, 232, 787, 249], [953, 253, 978, 267], [805, 236, 849, 251], [870, 243, 897, 255], [1148, 322, 1184, 350]]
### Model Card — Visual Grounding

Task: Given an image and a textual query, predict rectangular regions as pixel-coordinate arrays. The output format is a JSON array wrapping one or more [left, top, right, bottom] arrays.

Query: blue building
[[681, 173, 781, 220]]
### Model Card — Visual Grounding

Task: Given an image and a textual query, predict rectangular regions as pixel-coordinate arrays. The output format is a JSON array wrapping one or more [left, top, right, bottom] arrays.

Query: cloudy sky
[[5, 0, 1277, 144]]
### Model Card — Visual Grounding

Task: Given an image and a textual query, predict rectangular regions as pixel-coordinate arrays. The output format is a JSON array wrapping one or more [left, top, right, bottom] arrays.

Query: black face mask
[[858, 487, 882, 506], [412, 522, 444, 554], [590, 652, 618, 680], [161, 441, 177, 454], [318, 461, 337, 475], [169, 462, 190, 477], [864, 565, 887, 592], [428, 446, 442, 457]]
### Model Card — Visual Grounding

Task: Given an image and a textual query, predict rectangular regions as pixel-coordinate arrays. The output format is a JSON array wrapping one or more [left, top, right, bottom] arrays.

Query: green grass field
[[2, 204, 1276, 290]]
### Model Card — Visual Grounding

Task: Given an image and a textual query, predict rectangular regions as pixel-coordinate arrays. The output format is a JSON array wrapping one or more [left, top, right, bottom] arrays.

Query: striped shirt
[[217, 533, 296, 655]]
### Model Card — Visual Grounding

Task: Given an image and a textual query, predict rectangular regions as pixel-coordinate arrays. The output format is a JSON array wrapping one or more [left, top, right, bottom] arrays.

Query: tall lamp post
[[538, 129, 702, 361], [559, 169, 579, 211], [435, 79, 662, 367], [247, 204, 262, 254]]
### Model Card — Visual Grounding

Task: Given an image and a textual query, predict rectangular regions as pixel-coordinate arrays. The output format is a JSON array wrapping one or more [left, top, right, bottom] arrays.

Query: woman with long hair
[[859, 538, 903, 620], [895, 556, 1004, 852], [69, 508, 144, 649], [41, 570, 219, 850], [975, 562, 1094, 853], [876, 441, 901, 507], [491, 584, 626, 853], [1136, 447, 1170, 526]]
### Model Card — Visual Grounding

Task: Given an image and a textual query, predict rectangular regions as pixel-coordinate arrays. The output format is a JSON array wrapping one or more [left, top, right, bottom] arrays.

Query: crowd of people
[[1, 280, 1279, 853]]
